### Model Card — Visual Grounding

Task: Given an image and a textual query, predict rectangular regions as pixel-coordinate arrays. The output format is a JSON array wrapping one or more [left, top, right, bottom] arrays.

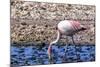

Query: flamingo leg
[[64, 36, 68, 61], [71, 35, 75, 44], [71, 35, 77, 57]]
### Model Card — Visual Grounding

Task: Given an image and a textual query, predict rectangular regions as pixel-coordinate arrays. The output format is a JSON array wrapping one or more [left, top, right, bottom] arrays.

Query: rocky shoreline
[[11, 1, 95, 45]]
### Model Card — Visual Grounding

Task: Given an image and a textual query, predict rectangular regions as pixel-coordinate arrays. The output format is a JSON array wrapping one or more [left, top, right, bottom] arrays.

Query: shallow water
[[11, 44, 95, 66]]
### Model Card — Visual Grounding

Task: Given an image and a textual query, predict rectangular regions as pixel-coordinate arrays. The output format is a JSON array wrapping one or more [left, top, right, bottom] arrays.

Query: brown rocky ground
[[11, 1, 95, 45]]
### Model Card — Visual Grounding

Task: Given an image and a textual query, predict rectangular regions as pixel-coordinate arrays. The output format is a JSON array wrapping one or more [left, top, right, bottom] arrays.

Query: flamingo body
[[47, 20, 86, 62], [58, 20, 81, 35]]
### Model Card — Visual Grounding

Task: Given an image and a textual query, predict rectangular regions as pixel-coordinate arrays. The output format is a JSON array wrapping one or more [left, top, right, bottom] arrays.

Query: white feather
[[58, 20, 73, 34]]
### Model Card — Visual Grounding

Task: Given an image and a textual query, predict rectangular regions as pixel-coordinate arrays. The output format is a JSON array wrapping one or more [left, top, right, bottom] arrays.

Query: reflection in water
[[11, 44, 95, 66]]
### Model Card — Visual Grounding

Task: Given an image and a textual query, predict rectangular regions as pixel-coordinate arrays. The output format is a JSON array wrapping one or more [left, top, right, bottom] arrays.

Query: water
[[11, 44, 95, 66]]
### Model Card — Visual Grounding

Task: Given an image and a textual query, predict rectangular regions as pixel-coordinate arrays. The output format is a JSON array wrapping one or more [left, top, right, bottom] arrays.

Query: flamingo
[[47, 20, 86, 63]]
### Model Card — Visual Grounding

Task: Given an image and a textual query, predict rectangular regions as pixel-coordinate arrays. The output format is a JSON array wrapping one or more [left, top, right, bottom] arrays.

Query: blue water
[[11, 44, 95, 66]]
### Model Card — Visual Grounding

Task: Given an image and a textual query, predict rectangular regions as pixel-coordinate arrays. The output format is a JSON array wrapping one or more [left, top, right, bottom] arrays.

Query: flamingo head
[[47, 45, 52, 59]]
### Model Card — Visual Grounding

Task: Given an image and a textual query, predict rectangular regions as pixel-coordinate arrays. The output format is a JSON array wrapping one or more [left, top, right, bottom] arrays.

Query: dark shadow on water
[[10, 43, 95, 66]]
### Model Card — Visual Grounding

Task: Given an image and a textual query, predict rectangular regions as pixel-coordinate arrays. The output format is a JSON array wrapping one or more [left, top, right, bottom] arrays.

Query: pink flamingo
[[47, 20, 86, 63]]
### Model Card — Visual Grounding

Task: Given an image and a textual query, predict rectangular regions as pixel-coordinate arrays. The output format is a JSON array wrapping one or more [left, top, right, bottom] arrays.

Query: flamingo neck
[[48, 30, 60, 57], [50, 30, 60, 46]]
